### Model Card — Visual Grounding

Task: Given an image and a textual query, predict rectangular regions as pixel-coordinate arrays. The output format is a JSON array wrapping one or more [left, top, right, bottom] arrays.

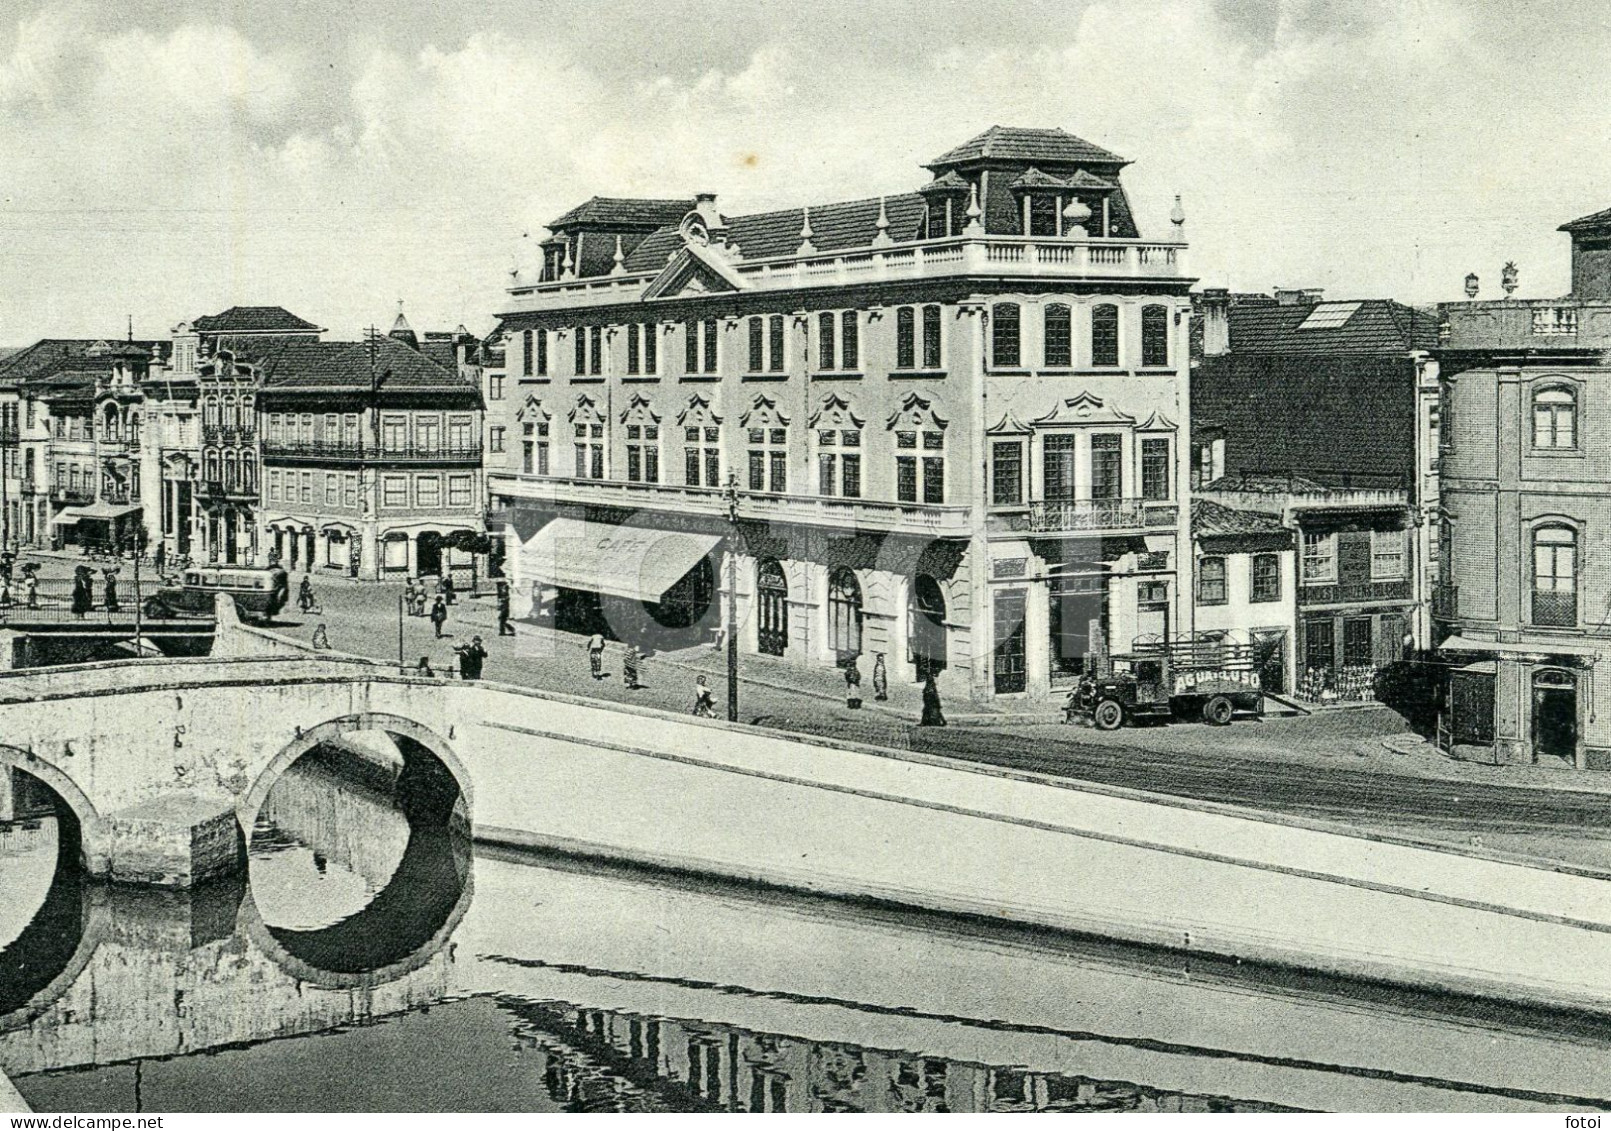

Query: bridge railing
[[0, 578, 189, 625]]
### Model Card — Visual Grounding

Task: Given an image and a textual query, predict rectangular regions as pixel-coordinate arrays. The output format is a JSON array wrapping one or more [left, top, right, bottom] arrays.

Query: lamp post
[[722, 470, 741, 723]]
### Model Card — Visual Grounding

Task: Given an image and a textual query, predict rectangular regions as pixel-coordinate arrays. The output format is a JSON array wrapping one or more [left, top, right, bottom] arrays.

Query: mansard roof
[[548, 197, 695, 230], [927, 126, 1127, 169]]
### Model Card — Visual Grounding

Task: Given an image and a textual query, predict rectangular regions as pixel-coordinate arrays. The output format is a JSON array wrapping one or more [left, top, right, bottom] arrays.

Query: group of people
[[413, 634, 488, 681], [842, 652, 946, 726], [403, 575, 459, 639], [68, 565, 121, 617], [0, 556, 40, 616]]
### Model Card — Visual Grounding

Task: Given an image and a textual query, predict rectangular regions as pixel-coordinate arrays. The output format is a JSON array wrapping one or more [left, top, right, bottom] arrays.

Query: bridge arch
[[0, 745, 102, 872], [237, 711, 474, 836]]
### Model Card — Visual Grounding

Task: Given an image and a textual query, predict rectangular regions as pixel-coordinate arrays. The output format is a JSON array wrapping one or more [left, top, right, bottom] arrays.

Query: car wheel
[[142, 597, 170, 619], [1203, 695, 1234, 726], [1093, 699, 1125, 731]]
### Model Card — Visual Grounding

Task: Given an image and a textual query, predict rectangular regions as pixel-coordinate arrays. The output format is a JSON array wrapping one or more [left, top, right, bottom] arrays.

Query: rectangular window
[[818, 312, 836, 371], [448, 475, 472, 507], [626, 425, 660, 483], [1302, 531, 1336, 584], [922, 304, 942, 370], [522, 330, 533, 376], [896, 307, 915, 370], [842, 311, 860, 370], [489, 425, 506, 453], [574, 327, 586, 375], [749, 317, 765, 372], [767, 314, 785, 372], [1141, 438, 1170, 500], [922, 456, 944, 503], [685, 320, 700, 374], [1371, 528, 1405, 579], [1198, 556, 1227, 605], [417, 417, 440, 451], [1343, 617, 1374, 667], [325, 474, 339, 506], [841, 452, 861, 498], [268, 469, 280, 502], [896, 455, 917, 503], [1251, 553, 1281, 602], [416, 476, 440, 507], [1087, 434, 1122, 500], [769, 450, 786, 493], [818, 451, 837, 496], [489, 374, 505, 401], [300, 471, 313, 503], [643, 323, 657, 374], [589, 326, 603, 375], [1043, 434, 1077, 502], [1141, 305, 1170, 367], [536, 329, 548, 376], [324, 413, 338, 438], [992, 303, 1020, 368], [344, 473, 358, 507], [1044, 303, 1072, 368], [448, 415, 472, 449], [703, 319, 718, 373], [627, 323, 641, 374], [991, 441, 1024, 506], [382, 415, 406, 450], [1091, 304, 1120, 367]]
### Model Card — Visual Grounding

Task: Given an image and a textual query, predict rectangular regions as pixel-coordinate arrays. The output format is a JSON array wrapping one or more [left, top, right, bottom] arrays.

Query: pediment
[[1032, 391, 1135, 428], [642, 242, 747, 301], [809, 393, 864, 430], [740, 394, 790, 429], [986, 410, 1031, 435], [1136, 410, 1178, 432]]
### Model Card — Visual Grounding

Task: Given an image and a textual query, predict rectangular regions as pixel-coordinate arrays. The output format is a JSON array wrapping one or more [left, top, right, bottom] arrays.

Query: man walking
[[622, 643, 641, 689], [496, 578, 515, 636], [430, 594, 449, 639], [586, 630, 606, 679]]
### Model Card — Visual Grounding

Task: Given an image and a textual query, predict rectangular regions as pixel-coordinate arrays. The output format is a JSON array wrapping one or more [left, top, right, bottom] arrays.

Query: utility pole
[[723, 471, 741, 722]]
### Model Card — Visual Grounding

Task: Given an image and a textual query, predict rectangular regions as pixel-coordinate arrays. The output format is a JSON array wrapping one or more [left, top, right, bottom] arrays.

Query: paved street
[[200, 563, 1611, 873]]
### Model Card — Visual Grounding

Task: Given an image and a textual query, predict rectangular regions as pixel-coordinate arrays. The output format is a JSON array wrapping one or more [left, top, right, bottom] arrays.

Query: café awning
[[519, 518, 720, 603]]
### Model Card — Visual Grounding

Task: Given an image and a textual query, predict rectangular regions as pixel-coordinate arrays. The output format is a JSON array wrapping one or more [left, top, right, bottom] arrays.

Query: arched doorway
[[757, 559, 789, 656], [828, 567, 862, 664], [1532, 668, 1578, 764], [910, 574, 947, 680]]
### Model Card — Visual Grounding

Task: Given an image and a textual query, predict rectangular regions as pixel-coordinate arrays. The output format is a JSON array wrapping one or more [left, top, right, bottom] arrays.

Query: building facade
[[1190, 497, 1297, 694], [489, 127, 1194, 702], [1435, 207, 1611, 768]]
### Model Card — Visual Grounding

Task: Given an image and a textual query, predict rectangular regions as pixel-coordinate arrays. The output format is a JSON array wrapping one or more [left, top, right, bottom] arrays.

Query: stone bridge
[[8, 651, 1611, 1016]]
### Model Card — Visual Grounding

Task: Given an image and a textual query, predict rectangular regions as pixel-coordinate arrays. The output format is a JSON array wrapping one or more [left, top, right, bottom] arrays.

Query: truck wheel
[[1093, 699, 1125, 731], [142, 597, 171, 619], [1203, 695, 1234, 726]]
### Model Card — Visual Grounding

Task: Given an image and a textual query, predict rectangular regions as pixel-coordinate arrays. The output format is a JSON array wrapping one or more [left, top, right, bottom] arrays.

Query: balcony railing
[[1433, 584, 1459, 621], [1298, 578, 1413, 605], [507, 232, 1187, 310], [197, 478, 257, 501], [50, 487, 93, 506], [489, 472, 972, 537], [263, 440, 480, 464], [1532, 590, 1577, 628], [202, 424, 257, 446], [988, 498, 1179, 535]]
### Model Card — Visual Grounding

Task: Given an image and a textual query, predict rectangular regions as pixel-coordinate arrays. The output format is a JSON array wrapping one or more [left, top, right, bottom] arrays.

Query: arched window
[[1532, 386, 1577, 449], [1043, 303, 1072, 367], [1532, 525, 1577, 627], [828, 567, 863, 658], [1091, 303, 1120, 367], [910, 574, 948, 678], [991, 303, 1020, 368], [757, 559, 788, 657], [1141, 304, 1169, 367]]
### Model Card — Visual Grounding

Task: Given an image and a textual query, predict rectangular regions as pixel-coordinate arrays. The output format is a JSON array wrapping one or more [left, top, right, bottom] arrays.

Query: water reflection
[[6, 743, 1611, 1113]]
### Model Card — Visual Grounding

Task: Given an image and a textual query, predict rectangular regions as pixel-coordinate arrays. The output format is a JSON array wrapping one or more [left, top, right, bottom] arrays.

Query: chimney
[[1200, 287, 1231, 357], [1274, 287, 1324, 307]]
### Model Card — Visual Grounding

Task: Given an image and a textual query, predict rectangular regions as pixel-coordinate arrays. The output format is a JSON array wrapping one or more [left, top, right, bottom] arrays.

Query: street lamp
[[722, 470, 741, 722]]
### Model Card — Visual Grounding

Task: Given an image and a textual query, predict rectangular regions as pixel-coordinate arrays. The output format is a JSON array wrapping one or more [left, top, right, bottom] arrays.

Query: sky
[[2, 0, 1609, 342]]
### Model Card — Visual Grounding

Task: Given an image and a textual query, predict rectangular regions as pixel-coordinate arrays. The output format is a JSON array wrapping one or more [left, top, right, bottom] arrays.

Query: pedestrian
[[439, 572, 456, 605], [71, 567, 92, 618], [692, 674, 715, 717], [622, 643, 641, 689], [844, 657, 863, 710], [153, 542, 166, 576], [0, 553, 12, 584], [103, 568, 120, 613], [412, 583, 428, 618], [496, 578, 515, 636], [872, 652, 889, 701], [430, 594, 448, 639], [586, 631, 606, 679], [455, 634, 487, 680], [23, 570, 38, 610], [298, 575, 315, 614], [311, 624, 330, 650], [404, 578, 419, 616], [415, 656, 437, 678], [920, 674, 947, 727], [0, 577, 11, 622]]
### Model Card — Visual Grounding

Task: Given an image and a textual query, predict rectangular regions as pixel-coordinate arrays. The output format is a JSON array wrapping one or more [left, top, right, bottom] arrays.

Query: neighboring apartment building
[[488, 126, 1194, 702], [256, 319, 485, 579], [1192, 290, 1440, 653], [1434, 208, 1611, 769], [1189, 496, 1296, 694]]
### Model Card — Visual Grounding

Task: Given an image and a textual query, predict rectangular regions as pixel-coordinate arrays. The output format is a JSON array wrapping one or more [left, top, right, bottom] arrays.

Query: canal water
[[5, 749, 1611, 1115]]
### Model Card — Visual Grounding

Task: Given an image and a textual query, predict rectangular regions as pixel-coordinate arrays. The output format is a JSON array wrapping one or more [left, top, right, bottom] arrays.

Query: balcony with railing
[[197, 477, 258, 501], [202, 424, 257, 446], [1433, 583, 1459, 621], [987, 497, 1179, 536], [489, 472, 972, 537], [1298, 577, 1414, 606], [50, 486, 94, 506], [506, 232, 1187, 311]]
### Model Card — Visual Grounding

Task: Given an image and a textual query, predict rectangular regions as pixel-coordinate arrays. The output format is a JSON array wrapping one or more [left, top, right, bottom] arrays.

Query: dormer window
[[1028, 195, 1059, 237]]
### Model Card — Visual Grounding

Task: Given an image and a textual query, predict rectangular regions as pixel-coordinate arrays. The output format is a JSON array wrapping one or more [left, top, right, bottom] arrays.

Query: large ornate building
[[1436, 210, 1611, 769], [489, 127, 1194, 701]]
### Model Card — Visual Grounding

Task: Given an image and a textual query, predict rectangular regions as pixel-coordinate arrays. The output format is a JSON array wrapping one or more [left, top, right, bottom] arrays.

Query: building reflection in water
[[499, 998, 1299, 1114]]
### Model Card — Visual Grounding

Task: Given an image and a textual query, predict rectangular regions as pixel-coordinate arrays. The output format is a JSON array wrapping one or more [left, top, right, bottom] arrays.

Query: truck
[[1069, 639, 1265, 729]]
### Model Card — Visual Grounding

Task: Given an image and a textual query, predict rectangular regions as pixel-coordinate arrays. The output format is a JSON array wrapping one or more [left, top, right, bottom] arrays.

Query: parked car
[[1070, 651, 1264, 729], [144, 564, 289, 623]]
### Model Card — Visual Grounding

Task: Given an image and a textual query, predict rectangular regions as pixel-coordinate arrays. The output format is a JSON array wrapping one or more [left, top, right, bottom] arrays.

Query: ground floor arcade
[[1440, 637, 1609, 770]]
